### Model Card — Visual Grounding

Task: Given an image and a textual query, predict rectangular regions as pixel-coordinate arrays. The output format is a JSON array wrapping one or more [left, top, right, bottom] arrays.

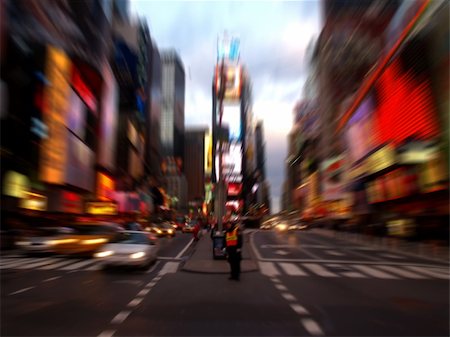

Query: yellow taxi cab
[[50, 222, 121, 256]]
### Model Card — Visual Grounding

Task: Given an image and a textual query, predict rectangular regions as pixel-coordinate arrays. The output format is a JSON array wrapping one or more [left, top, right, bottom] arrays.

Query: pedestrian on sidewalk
[[225, 220, 243, 281]]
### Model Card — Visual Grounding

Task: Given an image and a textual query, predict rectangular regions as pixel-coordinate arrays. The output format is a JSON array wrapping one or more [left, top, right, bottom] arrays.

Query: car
[[174, 216, 188, 230], [145, 222, 176, 237], [288, 223, 309, 231], [94, 231, 159, 270], [15, 227, 73, 255], [123, 221, 144, 231], [182, 220, 198, 233], [50, 222, 121, 256]]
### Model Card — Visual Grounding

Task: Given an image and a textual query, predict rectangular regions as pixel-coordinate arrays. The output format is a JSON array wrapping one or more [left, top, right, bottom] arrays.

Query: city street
[[1, 229, 448, 336]]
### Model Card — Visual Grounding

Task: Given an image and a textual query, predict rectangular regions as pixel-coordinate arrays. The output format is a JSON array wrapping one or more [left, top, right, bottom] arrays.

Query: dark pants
[[227, 249, 241, 280]]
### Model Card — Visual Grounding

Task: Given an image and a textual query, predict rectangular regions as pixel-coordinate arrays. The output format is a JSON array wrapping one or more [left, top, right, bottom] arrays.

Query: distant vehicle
[[174, 216, 188, 230], [123, 222, 144, 231], [182, 219, 198, 233], [94, 231, 159, 270], [145, 222, 175, 237], [50, 222, 121, 256], [15, 227, 73, 255]]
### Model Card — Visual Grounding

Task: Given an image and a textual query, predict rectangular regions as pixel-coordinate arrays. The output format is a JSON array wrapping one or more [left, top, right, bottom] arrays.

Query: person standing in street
[[225, 220, 243, 281]]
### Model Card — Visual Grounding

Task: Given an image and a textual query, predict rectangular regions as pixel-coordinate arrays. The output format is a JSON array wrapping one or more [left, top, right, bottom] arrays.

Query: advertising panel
[[65, 133, 95, 191], [222, 104, 242, 141], [218, 35, 240, 61], [224, 65, 241, 101], [97, 173, 115, 201], [85, 201, 118, 215], [223, 142, 242, 176], [98, 63, 118, 169], [204, 133, 213, 175], [66, 89, 87, 139], [321, 155, 346, 201], [40, 46, 71, 184], [227, 183, 242, 196]]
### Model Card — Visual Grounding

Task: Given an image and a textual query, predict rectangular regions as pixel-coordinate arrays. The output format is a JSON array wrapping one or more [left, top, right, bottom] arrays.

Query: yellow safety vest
[[225, 227, 238, 247]]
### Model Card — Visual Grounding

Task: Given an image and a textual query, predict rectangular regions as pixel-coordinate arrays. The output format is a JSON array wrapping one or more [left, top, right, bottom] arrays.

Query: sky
[[130, 0, 322, 213]]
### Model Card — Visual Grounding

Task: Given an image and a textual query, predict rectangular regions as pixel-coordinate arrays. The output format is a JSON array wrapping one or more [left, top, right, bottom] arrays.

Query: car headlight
[[47, 238, 78, 245], [277, 224, 287, 231], [81, 238, 108, 245], [156, 229, 162, 234], [168, 229, 174, 234], [130, 252, 145, 259], [95, 250, 113, 258], [145, 227, 150, 231]]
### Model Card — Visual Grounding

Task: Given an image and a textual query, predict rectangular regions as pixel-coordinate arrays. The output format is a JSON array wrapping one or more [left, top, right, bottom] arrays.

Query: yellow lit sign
[[366, 145, 396, 174], [86, 201, 118, 215], [3, 171, 30, 198], [204, 133, 212, 174], [40, 46, 71, 184], [97, 173, 114, 201], [19, 192, 47, 211]]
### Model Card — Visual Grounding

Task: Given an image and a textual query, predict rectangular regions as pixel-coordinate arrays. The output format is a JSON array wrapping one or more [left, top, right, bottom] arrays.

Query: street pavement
[[1, 227, 448, 336]]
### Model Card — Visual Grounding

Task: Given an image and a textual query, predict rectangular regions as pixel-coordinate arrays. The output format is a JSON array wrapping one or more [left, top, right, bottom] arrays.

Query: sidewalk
[[313, 228, 449, 263], [182, 230, 259, 273]]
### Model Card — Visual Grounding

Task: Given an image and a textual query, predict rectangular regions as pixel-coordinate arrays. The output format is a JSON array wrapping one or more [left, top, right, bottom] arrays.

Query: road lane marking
[[0, 258, 39, 269], [340, 272, 368, 278], [9, 286, 34, 296], [351, 265, 398, 279], [42, 276, 61, 282], [380, 253, 405, 259], [279, 262, 307, 276], [258, 262, 280, 277], [16, 258, 59, 269], [98, 329, 116, 337], [111, 310, 131, 324], [271, 277, 281, 283], [299, 248, 321, 260], [85, 264, 102, 271], [158, 261, 179, 275], [404, 266, 449, 279], [175, 238, 195, 259], [281, 292, 297, 301], [325, 250, 345, 256], [38, 259, 82, 270], [290, 303, 309, 315], [138, 288, 151, 296], [302, 263, 338, 277], [61, 259, 100, 270], [376, 265, 426, 279], [250, 232, 263, 260], [275, 284, 288, 291], [127, 297, 144, 308], [302, 318, 324, 336]]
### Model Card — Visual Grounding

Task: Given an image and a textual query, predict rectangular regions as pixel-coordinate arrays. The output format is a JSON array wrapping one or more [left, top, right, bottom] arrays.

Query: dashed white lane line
[[111, 310, 131, 324], [9, 286, 34, 296], [138, 288, 151, 296], [281, 292, 297, 302], [301, 318, 324, 336], [325, 250, 345, 257], [275, 284, 288, 291], [290, 303, 309, 315], [97, 329, 116, 337], [42, 276, 61, 282], [127, 297, 144, 308], [158, 261, 179, 275]]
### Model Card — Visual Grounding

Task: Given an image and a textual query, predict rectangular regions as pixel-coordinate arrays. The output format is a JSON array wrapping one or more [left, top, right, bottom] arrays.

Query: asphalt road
[[1, 228, 448, 336]]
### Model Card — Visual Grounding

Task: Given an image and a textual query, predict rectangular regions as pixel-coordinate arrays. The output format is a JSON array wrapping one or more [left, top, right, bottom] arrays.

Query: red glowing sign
[[72, 68, 97, 112], [374, 59, 439, 145], [227, 183, 242, 196]]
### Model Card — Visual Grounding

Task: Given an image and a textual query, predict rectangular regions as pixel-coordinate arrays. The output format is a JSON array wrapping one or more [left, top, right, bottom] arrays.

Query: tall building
[[185, 128, 208, 206], [160, 49, 185, 167], [160, 49, 186, 211]]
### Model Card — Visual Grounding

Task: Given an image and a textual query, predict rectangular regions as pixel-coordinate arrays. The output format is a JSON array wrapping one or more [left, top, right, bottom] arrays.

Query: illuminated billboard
[[223, 142, 242, 176], [204, 133, 213, 175], [228, 183, 242, 196], [222, 104, 242, 141], [40, 46, 71, 184], [218, 35, 240, 61], [214, 64, 242, 101]]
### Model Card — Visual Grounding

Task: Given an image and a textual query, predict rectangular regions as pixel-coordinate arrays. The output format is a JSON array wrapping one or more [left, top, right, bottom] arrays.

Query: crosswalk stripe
[[0, 258, 39, 269], [404, 266, 449, 279], [16, 258, 60, 269], [325, 250, 345, 256], [38, 259, 82, 270], [302, 263, 338, 277], [279, 262, 307, 276], [340, 271, 368, 278], [61, 259, 100, 271], [258, 262, 280, 277], [376, 265, 426, 279], [379, 253, 405, 260], [351, 265, 398, 279]]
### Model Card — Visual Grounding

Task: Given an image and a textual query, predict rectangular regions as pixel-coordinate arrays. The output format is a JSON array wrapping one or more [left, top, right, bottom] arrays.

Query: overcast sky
[[130, 0, 322, 213]]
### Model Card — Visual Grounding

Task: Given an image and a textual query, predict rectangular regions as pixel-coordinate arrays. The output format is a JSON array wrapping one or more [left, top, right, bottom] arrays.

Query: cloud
[[130, 0, 321, 211]]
